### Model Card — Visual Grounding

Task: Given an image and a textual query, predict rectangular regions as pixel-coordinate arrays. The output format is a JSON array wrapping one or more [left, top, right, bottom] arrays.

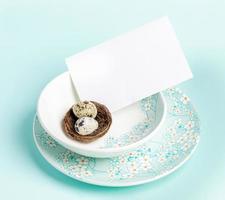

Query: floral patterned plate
[[33, 88, 200, 187]]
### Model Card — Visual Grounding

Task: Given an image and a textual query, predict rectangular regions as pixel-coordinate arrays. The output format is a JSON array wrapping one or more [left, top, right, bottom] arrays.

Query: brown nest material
[[63, 101, 112, 143]]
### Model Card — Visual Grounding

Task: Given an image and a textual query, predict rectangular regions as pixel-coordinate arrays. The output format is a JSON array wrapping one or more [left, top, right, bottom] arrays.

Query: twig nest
[[74, 117, 98, 135], [72, 101, 97, 118], [63, 101, 112, 143]]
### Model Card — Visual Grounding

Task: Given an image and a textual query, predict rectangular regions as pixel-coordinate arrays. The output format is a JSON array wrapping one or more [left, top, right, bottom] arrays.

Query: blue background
[[1, 0, 225, 199]]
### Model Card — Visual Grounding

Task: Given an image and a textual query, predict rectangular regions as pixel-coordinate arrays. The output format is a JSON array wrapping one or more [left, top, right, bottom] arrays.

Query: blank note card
[[66, 17, 193, 112]]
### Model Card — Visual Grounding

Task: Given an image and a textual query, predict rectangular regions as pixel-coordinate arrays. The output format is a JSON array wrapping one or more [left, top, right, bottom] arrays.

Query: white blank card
[[66, 17, 193, 112]]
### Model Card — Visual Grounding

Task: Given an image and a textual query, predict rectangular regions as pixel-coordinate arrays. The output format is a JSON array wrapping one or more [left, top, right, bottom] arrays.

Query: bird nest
[[63, 101, 112, 143]]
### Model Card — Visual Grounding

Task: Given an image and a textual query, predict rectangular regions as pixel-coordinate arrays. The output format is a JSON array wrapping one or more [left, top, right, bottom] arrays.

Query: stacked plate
[[34, 72, 200, 187]]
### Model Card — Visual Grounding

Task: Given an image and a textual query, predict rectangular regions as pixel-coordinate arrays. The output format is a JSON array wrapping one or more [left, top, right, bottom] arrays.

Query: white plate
[[34, 88, 200, 187], [37, 72, 166, 157]]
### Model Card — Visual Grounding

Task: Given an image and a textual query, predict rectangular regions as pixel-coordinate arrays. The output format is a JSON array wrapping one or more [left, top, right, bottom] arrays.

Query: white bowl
[[37, 72, 167, 158]]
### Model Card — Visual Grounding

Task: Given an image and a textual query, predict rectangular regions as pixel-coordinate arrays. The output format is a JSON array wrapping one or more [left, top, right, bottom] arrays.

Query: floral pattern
[[34, 88, 200, 186], [102, 94, 158, 148], [57, 151, 95, 178]]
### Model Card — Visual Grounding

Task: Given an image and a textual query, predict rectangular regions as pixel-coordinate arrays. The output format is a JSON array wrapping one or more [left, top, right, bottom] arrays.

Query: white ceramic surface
[[34, 88, 200, 187], [37, 72, 166, 158]]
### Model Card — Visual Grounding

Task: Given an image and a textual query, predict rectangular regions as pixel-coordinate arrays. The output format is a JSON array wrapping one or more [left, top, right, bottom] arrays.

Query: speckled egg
[[74, 117, 98, 135], [72, 101, 97, 118]]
